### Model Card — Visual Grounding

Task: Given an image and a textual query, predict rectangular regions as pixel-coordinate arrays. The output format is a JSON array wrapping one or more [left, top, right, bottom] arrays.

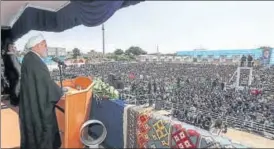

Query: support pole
[[58, 64, 64, 90], [236, 67, 240, 88], [248, 67, 253, 86], [102, 24, 105, 56]]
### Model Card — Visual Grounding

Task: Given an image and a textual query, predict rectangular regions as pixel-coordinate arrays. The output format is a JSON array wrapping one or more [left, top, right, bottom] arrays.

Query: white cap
[[25, 34, 45, 49]]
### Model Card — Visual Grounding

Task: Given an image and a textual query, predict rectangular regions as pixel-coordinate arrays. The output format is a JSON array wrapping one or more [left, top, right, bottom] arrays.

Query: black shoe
[[10, 100, 19, 106], [10, 96, 19, 106]]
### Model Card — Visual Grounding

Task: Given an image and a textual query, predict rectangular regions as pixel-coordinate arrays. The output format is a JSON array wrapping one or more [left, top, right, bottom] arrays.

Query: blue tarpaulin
[[2, 1, 143, 42], [89, 99, 126, 148]]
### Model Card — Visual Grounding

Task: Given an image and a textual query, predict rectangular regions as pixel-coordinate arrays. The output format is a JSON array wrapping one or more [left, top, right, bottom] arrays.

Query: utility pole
[[157, 45, 160, 62], [102, 24, 105, 56]]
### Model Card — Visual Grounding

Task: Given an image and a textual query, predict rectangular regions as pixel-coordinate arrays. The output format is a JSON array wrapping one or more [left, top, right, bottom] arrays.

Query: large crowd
[[50, 62, 274, 139]]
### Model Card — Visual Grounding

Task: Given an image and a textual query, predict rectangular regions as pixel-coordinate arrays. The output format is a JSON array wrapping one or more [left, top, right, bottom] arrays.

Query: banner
[[270, 48, 274, 65], [260, 47, 272, 65]]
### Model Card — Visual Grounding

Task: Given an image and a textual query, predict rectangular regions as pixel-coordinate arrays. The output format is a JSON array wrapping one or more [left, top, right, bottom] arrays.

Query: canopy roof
[[1, 0, 142, 41]]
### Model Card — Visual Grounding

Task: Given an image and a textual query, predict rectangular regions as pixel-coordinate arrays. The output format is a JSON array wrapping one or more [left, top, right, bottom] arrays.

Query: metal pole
[[236, 67, 240, 89], [58, 64, 63, 90], [248, 67, 253, 86], [157, 45, 160, 62], [102, 24, 105, 55]]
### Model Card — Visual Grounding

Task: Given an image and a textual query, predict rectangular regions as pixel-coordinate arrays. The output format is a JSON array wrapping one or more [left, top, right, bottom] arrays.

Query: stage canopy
[[1, 0, 143, 42]]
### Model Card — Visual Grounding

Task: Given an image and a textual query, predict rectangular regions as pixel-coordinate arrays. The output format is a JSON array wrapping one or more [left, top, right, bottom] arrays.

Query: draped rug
[[136, 109, 171, 148], [170, 122, 200, 148], [124, 106, 171, 148], [124, 105, 142, 148], [123, 105, 248, 148], [123, 104, 135, 148], [170, 121, 248, 148]]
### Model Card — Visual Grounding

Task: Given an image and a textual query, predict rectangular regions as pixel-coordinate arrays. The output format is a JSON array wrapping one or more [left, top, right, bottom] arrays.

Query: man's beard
[[41, 52, 48, 58]]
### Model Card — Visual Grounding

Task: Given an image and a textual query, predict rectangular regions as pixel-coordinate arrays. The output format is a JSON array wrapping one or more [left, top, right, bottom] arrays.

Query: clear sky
[[15, 1, 274, 54]]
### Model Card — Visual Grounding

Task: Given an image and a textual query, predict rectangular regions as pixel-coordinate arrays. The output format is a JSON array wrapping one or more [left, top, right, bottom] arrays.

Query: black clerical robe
[[19, 52, 62, 149]]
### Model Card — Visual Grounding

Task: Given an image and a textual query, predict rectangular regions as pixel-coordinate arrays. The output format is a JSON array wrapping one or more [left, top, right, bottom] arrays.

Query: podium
[[55, 76, 93, 148]]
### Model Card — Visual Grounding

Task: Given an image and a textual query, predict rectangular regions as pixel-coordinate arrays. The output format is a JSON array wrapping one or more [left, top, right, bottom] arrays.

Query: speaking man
[[19, 34, 63, 149]]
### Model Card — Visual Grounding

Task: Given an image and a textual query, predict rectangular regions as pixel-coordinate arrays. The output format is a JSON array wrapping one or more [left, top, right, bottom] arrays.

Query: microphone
[[52, 57, 67, 67]]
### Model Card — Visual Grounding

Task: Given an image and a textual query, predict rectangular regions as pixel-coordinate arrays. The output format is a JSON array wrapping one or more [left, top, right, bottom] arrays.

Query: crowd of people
[[51, 62, 274, 139]]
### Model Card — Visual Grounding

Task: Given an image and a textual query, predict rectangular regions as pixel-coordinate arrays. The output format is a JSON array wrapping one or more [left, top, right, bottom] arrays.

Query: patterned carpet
[[124, 105, 249, 148], [136, 109, 171, 148], [125, 106, 140, 148]]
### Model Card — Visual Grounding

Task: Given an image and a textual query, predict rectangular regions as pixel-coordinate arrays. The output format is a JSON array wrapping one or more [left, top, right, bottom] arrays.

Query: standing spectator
[[148, 81, 152, 94], [247, 55, 253, 67], [241, 55, 247, 67]]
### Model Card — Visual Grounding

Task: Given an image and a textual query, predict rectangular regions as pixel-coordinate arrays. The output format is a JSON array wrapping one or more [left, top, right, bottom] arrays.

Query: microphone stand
[[58, 63, 68, 94], [55, 63, 66, 113]]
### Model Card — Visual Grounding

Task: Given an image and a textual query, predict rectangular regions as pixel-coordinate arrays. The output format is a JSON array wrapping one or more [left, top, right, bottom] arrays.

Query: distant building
[[84, 50, 103, 58], [136, 55, 185, 62], [137, 55, 157, 62], [47, 47, 66, 57], [176, 48, 274, 65], [66, 51, 73, 58]]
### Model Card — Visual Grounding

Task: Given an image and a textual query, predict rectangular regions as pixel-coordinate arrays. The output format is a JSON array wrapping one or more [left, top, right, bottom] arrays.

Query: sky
[[15, 1, 274, 54]]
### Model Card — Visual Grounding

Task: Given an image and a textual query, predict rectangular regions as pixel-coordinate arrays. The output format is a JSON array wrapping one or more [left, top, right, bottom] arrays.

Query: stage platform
[[1, 99, 20, 148]]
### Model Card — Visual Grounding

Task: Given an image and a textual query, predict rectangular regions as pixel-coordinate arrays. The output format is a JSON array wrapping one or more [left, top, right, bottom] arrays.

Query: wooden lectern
[[55, 76, 93, 148]]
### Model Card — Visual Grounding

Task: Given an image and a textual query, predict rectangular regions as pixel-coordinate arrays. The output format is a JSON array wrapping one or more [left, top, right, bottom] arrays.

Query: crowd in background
[[51, 62, 274, 139]]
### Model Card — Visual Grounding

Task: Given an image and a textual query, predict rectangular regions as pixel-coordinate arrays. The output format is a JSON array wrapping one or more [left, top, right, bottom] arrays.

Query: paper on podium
[[64, 87, 79, 95]]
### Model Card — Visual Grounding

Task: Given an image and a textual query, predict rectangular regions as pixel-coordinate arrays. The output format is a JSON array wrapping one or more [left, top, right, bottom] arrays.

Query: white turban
[[25, 34, 45, 51]]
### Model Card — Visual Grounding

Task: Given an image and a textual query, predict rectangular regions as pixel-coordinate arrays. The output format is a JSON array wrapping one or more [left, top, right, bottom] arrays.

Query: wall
[[177, 48, 274, 65], [268, 48, 274, 65], [47, 47, 66, 57], [177, 49, 262, 59], [137, 55, 185, 62]]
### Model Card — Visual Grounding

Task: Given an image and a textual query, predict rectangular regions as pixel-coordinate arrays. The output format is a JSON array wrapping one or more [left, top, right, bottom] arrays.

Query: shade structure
[[1, 0, 143, 42]]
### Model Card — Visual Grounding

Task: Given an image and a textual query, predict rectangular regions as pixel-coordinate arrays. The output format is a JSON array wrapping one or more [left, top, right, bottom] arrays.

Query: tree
[[114, 49, 124, 55], [72, 48, 81, 58], [125, 46, 147, 56], [83, 56, 89, 60]]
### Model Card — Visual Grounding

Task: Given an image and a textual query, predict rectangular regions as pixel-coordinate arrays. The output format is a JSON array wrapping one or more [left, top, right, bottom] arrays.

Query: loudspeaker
[[108, 74, 124, 89], [155, 100, 164, 110], [108, 73, 114, 81], [116, 80, 124, 89], [108, 73, 115, 86]]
